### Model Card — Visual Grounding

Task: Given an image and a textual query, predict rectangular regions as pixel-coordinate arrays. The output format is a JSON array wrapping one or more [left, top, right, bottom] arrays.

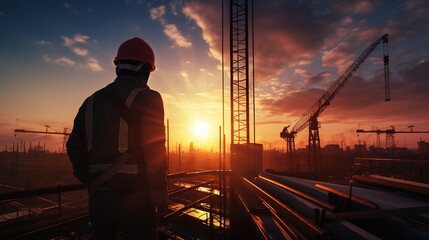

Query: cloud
[[399, 0, 429, 37], [86, 57, 103, 72], [62, 34, 89, 47], [150, 6, 166, 24], [180, 71, 189, 82], [306, 72, 331, 86], [183, 1, 341, 81], [322, 41, 354, 74], [294, 68, 312, 78], [62, 34, 91, 57], [58, 34, 102, 72], [62, 37, 74, 47], [170, 1, 179, 16], [322, 26, 385, 74], [36, 40, 53, 46], [163, 24, 192, 47], [43, 54, 103, 72], [261, 59, 429, 130], [289, 60, 312, 67], [183, 1, 222, 60], [178, 0, 429, 137], [39, 34, 103, 72], [254, 2, 342, 80], [260, 88, 324, 118], [43, 55, 75, 67], [336, 1, 375, 14], [150, 5, 192, 48], [72, 47, 88, 57], [0, 11, 5, 17], [73, 34, 89, 43]]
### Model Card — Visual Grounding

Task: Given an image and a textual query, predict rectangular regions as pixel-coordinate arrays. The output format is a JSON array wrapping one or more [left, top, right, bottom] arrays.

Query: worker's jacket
[[66, 75, 167, 202]]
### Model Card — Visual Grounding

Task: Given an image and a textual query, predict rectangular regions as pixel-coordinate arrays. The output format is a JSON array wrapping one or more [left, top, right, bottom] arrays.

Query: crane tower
[[357, 126, 429, 150], [14, 126, 70, 153], [281, 34, 390, 177], [230, 0, 250, 145], [229, 0, 263, 180]]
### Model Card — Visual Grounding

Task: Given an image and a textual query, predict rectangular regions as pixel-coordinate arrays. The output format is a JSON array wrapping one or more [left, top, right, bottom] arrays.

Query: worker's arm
[[141, 90, 168, 210], [66, 99, 90, 188]]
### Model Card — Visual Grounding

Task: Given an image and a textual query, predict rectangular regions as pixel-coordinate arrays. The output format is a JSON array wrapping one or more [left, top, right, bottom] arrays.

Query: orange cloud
[[261, 60, 429, 129], [163, 24, 192, 48], [183, 1, 222, 60]]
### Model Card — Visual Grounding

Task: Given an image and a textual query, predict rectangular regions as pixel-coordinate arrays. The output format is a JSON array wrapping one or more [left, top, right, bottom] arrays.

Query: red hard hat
[[114, 37, 156, 72]]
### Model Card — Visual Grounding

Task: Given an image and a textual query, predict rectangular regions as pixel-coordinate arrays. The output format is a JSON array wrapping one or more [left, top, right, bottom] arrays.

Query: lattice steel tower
[[230, 0, 249, 145]]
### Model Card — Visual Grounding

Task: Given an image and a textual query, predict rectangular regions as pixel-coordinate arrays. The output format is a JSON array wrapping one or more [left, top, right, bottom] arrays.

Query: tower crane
[[280, 33, 390, 176], [14, 125, 70, 153], [356, 125, 429, 149]]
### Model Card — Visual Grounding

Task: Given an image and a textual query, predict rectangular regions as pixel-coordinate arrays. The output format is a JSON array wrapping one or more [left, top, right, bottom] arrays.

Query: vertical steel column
[[383, 36, 390, 101], [308, 116, 321, 178], [230, 0, 249, 145]]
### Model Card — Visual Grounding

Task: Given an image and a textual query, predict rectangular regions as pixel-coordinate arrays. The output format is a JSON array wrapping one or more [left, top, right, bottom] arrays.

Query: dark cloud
[[253, 1, 341, 79], [306, 71, 331, 86], [402, 0, 429, 34], [322, 60, 429, 125], [183, 0, 342, 80], [260, 88, 324, 117], [382, 0, 429, 55], [260, 59, 429, 129], [394, 60, 429, 100], [333, 0, 375, 14]]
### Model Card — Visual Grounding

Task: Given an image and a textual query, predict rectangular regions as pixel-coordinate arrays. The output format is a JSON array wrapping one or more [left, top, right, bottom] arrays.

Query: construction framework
[[357, 126, 429, 149], [230, 0, 250, 145]]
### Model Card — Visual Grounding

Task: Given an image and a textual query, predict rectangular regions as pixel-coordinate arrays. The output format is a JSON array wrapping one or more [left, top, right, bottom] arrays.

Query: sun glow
[[193, 121, 210, 140]]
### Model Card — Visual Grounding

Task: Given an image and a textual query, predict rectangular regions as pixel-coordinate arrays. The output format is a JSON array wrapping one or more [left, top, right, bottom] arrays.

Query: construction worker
[[66, 37, 168, 239]]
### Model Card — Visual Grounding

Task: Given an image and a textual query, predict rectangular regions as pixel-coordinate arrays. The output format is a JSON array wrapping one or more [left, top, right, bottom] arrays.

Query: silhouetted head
[[114, 37, 155, 84]]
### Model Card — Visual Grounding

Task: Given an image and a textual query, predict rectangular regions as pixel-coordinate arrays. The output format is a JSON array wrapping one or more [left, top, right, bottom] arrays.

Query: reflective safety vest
[[85, 88, 146, 176]]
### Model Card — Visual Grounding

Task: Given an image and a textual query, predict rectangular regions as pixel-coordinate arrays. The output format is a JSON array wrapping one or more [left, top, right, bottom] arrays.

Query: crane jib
[[283, 34, 390, 154]]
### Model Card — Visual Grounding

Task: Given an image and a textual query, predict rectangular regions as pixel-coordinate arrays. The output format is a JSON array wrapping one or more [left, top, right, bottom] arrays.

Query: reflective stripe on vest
[[85, 88, 146, 174], [118, 88, 144, 153]]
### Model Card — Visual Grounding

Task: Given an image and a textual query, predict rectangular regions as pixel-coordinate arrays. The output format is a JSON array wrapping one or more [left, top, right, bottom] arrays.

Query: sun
[[193, 121, 210, 140]]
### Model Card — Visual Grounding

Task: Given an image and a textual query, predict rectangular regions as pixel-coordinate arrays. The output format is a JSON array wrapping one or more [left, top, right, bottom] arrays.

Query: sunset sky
[[1, 0, 429, 152]]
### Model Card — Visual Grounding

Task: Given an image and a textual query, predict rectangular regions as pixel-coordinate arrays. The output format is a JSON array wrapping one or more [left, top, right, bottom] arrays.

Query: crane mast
[[281, 34, 390, 177], [230, 0, 250, 145]]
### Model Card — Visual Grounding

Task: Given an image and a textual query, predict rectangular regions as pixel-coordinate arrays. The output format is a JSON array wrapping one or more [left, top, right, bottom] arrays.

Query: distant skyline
[[1, 0, 429, 152]]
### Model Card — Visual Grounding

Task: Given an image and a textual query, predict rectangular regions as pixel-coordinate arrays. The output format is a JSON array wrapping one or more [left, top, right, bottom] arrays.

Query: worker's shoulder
[[92, 82, 114, 97], [139, 88, 162, 99], [133, 88, 163, 110]]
